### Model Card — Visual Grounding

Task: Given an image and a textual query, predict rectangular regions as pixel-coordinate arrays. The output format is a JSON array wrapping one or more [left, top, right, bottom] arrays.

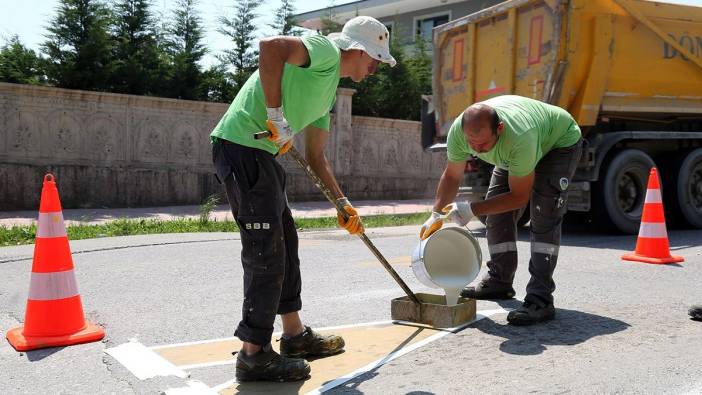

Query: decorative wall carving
[[0, 82, 444, 209]]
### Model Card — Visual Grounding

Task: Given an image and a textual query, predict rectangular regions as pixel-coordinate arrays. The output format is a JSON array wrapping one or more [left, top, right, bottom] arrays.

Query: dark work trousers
[[212, 139, 302, 346], [484, 138, 582, 305]]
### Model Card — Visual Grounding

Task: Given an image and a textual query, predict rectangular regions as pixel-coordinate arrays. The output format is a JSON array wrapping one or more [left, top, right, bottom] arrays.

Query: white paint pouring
[[411, 227, 482, 305]]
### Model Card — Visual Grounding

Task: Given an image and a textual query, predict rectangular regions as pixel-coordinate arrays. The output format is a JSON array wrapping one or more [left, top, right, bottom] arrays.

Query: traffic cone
[[622, 168, 684, 264], [6, 174, 104, 351]]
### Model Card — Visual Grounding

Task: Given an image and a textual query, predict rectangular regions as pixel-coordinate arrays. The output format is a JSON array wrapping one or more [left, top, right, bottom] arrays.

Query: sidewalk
[[0, 199, 434, 227]]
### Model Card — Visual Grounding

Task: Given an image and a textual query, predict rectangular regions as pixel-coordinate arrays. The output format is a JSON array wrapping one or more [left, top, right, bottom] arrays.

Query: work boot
[[461, 278, 515, 300], [689, 305, 702, 321], [235, 343, 310, 382], [507, 298, 555, 326], [280, 326, 345, 358]]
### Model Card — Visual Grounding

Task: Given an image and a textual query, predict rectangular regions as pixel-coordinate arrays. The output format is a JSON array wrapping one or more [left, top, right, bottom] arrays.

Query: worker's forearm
[[258, 40, 284, 108], [307, 155, 344, 200], [471, 192, 528, 216], [432, 172, 462, 212]]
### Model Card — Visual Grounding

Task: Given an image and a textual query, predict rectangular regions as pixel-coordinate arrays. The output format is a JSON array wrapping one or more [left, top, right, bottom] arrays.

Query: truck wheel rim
[[617, 172, 641, 215], [688, 161, 702, 213]]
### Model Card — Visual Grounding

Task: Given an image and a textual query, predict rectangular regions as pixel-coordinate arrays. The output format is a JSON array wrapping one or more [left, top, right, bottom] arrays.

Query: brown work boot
[[461, 278, 516, 300], [235, 343, 310, 382], [690, 305, 702, 321], [280, 326, 345, 358]]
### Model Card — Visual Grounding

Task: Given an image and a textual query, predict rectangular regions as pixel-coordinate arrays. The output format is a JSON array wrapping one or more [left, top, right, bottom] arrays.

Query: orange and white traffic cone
[[622, 167, 684, 265], [6, 174, 105, 351]]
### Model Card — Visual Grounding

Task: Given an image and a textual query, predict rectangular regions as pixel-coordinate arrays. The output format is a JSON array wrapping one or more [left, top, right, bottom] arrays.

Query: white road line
[[212, 379, 238, 393], [104, 339, 187, 380], [159, 310, 508, 394], [179, 360, 236, 370], [305, 308, 508, 395], [164, 380, 219, 395], [150, 319, 393, 350]]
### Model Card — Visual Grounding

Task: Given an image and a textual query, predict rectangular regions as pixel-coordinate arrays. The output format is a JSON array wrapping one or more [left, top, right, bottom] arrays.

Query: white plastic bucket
[[411, 226, 482, 305]]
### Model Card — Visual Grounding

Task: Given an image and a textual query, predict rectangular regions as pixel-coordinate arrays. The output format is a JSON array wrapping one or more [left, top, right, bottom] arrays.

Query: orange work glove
[[419, 211, 444, 240], [265, 120, 293, 155], [336, 197, 364, 235]]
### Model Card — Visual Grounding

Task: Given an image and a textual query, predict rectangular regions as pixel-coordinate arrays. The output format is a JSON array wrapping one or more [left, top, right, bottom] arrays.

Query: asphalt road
[[1, 223, 701, 394]]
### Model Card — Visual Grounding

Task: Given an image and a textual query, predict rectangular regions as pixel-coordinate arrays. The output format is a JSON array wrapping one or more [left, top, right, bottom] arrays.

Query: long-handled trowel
[[254, 131, 422, 306]]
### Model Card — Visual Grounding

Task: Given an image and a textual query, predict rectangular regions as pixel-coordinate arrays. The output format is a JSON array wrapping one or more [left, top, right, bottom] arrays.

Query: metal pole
[[254, 132, 421, 305]]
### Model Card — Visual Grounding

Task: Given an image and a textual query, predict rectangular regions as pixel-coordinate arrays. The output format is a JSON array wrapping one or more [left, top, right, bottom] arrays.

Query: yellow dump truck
[[422, 0, 702, 233]]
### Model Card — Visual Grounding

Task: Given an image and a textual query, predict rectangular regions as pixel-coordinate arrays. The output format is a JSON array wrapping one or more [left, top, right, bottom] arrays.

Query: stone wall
[[0, 83, 444, 210]]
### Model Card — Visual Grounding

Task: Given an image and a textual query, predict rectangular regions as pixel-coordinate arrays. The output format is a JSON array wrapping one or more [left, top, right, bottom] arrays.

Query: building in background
[[294, 0, 503, 48]]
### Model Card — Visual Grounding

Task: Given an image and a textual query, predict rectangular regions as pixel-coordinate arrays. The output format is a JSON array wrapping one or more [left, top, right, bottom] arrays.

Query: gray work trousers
[[484, 138, 582, 305]]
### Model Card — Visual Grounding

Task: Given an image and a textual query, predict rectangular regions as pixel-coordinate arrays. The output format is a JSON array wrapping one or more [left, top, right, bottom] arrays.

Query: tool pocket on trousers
[[238, 216, 284, 274], [531, 182, 567, 233]]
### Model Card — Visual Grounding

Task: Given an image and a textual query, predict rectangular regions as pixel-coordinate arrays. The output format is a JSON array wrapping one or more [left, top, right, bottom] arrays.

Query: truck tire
[[593, 149, 656, 234], [663, 148, 702, 228]]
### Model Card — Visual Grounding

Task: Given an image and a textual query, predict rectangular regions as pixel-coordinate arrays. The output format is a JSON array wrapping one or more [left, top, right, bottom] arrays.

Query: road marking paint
[[358, 256, 411, 267], [150, 320, 393, 351], [164, 380, 218, 395], [104, 339, 187, 380], [157, 309, 508, 394], [304, 308, 508, 395]]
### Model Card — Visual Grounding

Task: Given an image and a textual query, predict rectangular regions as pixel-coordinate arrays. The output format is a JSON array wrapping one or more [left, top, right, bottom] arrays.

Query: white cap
[[327, 16, 397, 67]]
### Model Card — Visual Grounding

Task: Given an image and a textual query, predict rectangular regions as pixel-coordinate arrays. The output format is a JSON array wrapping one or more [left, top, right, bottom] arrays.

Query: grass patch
[[0, 212, 428, 247]]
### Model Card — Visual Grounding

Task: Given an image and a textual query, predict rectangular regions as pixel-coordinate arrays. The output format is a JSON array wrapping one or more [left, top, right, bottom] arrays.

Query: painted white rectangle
[[105, 340, 188, 380]]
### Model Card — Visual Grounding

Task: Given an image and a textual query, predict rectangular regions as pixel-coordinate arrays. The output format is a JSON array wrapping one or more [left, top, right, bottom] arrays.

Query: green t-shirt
[[210, 35, 341, 154], [446, 95, 581, 176]]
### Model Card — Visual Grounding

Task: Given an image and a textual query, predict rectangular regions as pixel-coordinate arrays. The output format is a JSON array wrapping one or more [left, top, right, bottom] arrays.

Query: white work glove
[[419, 211, 444, 240], [265, 107, 295, 152], [442, 201, 474, 226]]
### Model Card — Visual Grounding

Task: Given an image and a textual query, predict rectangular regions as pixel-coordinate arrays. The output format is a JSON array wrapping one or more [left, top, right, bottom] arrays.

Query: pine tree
[[110, 0, 164, 95], [199, 63, 235, 103], [217, 0, 260, 93], [271, 0, 301, 36], [42, 0, 114, 91], [340, 21, 430, 121], [164, 0, 207, 100], [319, 3, 343, 35], [0, 36, 46, 85]]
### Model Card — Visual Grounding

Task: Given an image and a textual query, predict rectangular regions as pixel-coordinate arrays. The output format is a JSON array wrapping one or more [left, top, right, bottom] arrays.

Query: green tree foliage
[[164, 0, 207, 100], [42, 0, 114, 91], [271, 0, 301, 36], [109, 0, 164, 95], [217, 0, 260, 93], [0, 36, 46, 85], [199, 63, 235, 102], [340, 24, 433, 121], [319, 3, 343, 35]]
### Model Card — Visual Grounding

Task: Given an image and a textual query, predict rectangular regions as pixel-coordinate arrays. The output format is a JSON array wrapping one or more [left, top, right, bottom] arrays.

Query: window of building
[[414, 12, 450, 42]]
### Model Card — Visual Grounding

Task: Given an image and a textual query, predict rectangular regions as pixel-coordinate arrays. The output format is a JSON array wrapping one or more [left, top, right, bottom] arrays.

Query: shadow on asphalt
[[471, 308, 630, 356], [25, 346, 66, 361], [468, 218, 700, 253]]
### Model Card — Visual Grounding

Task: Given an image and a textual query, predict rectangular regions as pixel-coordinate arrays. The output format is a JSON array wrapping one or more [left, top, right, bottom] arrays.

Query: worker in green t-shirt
[[420, 95, 582, 326], [210, 16, 396, 382]]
